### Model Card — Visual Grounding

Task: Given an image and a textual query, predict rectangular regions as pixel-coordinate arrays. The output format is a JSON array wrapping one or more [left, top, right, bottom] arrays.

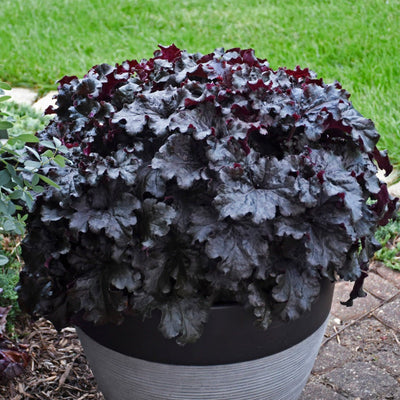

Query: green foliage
[[0, 83, 67, 337], [0, 235, 22, 333], [0, 84, 67, 266], [0, 236, 30, 381], [374, 216, 400, 271], [1, 101, 51, 137]]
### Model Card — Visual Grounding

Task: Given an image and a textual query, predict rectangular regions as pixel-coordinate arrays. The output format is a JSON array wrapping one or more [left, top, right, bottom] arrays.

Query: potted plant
[[17, 45, 397, 400]]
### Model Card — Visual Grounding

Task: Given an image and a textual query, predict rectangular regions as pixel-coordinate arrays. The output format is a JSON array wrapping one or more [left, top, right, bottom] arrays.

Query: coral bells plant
[[17, 45, 397, 344]]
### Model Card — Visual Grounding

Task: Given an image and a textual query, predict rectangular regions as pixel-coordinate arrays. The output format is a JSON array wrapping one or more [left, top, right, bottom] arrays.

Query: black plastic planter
[[76, 278, 334, 400]]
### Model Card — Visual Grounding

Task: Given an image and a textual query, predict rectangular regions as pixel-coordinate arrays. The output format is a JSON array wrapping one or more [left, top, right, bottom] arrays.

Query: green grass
[[0, 0, 399, 163]]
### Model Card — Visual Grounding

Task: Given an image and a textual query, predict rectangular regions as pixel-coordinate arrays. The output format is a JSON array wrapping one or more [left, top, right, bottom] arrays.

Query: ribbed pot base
[[77, 316, 328, 400]]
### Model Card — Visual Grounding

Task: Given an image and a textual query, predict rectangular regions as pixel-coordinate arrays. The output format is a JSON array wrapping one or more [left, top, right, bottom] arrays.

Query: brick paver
[[363, 271, 400, 300], [302, 264, 400, 399], [371, 261, 400, 288], [374, 296, 400, 332], [311, 340, 353, 374], [299, 381, 347, 400], [334, 317, 400, 378], [325, 362, 400, 399], [330, 281, 381, 322]]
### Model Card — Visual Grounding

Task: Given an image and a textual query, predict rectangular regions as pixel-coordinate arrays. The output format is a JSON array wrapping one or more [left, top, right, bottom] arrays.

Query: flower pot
[[76, 278, 334, 400]]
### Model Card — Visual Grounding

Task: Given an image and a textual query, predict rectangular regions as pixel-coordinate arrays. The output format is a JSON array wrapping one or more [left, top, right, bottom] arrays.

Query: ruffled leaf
[[205, 222, 269, 281], [272, 266, 321, 320], [152, 133, 205, 189], [159, 298, 209, 345]]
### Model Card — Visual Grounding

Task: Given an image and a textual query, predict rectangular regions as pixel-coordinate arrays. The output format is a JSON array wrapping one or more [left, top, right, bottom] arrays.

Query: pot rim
[[77, 278, 334, 365]]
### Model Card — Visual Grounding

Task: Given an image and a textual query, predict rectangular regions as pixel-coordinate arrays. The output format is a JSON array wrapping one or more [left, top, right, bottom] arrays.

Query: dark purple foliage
[[17, 45, 397, 344], [0, 306, 30, 382]]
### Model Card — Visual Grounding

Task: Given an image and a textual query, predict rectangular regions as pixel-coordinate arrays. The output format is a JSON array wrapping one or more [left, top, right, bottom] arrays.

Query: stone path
[[7, 87, 57, 114], [300, 261, 400, 400]]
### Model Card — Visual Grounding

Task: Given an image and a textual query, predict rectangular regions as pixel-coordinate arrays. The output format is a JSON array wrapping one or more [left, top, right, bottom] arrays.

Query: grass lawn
[[0, 0, 399, 163]]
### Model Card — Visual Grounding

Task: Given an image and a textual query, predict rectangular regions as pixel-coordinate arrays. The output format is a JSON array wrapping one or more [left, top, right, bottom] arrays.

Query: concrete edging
[[8, 88, 57, 114]]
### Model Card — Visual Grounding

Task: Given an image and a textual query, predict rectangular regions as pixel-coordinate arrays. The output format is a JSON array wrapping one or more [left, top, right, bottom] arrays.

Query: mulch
[[0, 318, 104, 400]]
